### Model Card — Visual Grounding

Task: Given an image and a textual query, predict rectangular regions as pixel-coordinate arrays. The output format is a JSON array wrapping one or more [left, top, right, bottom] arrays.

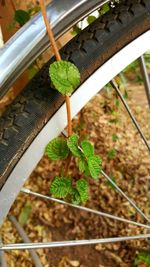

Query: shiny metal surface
[[1, 233, 150, 250], [139, 55, 150, 108], [0, 30, 150, 226], [63, 131, 150, 224], [0, 237, 7, 267], [9, 215, 43, 267], [110, 79, 150, 152], [0, 0, 109, 98], [21, 187, 150, 229], [101, 169, 150, 223]]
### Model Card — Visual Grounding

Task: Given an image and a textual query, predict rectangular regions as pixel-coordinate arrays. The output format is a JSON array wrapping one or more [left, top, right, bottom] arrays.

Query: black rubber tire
[[0, 0, 150, 188]]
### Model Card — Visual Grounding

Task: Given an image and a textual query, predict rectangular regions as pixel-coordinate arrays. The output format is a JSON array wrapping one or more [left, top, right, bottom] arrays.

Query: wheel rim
[[0, 30, 150, 226]]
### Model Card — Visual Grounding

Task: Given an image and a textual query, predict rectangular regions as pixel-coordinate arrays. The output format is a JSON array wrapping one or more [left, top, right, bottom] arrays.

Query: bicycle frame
[[0, 0, 109, 99]]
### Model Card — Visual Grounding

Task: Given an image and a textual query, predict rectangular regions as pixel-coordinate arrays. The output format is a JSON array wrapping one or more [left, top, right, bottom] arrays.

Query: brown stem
[[64, 154, 72, 176], [39, 0, 72, 138], [10, 0, 16, 12], [39, 0, 61, 61], [65, 95, 72, 136]]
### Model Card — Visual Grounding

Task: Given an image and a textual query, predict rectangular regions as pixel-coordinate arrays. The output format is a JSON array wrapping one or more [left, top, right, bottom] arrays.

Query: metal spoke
[[21, 188, 150, 229], [1, 233, 150, 251], [110, 79, 150, 151], [139, 55, 150, 108], [0, 237, 7, 267], [62, 130, 150, 223], [101, 170, 150, 223], [8, 215, 43, 267]]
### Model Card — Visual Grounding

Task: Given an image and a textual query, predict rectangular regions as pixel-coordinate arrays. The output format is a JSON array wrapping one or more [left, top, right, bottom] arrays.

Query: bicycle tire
[[0, 0, 150, 224]]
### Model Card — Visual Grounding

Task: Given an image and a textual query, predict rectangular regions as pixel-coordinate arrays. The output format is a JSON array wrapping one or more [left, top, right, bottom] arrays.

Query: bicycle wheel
[[0, 0, 150, 226]]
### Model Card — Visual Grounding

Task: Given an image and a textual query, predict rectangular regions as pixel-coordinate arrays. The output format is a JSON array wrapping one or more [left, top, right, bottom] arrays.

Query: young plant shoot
[[46, 134, 102, 204], [40, 0, 102, 205]]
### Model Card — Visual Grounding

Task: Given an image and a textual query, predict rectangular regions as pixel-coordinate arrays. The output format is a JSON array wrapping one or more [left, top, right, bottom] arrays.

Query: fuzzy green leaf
[[99, 3, 110, 15], [46, 138, 69, 160], [133, 252, 150, 267], [49, 61, 80, 95], [88, 155, 102, 179], [84, 165, 90, 176], [50, 176, 72, 198], [71, 25, 81, 36], [27, 6, 41, 15], [76, 179, 88, 203], [87, 15, 96, 25], [123, 89, 128, 100], [107, 148, 117, 160], [71, 189, 81, 205], [79, 159, 86, 173], [81, 140, 94, 158], [14, 10, 30, 26], [18, 204, 32, 226], [67, 134, 82, 157], [78, 158, 90, 176], [112, 133, 119, 142], [109, 118, 119, 124]]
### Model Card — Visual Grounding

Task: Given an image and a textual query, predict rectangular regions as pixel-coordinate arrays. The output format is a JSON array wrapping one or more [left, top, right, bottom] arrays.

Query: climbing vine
[[39, 0, 102, 204]]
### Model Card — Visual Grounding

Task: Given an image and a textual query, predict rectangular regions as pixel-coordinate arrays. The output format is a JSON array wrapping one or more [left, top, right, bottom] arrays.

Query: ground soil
[[1, 77, 150, 267], [0, 2, 150, 266]]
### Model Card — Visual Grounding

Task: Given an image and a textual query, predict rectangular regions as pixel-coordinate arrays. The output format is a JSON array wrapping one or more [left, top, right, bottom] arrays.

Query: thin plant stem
[[39, 0, 72, 137], [65, 95, 72, 136], [64, 154, 72, 176], [10, 0, 16, 12]]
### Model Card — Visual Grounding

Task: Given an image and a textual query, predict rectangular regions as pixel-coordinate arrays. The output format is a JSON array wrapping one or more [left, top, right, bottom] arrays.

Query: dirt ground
[[1, 78, 150, 267], [0, 1, 150, 266]]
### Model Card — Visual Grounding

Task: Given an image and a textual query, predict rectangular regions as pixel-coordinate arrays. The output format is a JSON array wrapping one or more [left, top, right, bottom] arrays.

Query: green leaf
[[46, 138, 69, 160], [88, 155, 102, 179], [81, 140, 94, 158], [76, 179, 88, 203], [71, 25, 81, 36], [50, 176, 72, 198], [115, 99, 120, 108], [109, 118, 119, 124], [123, 89, 128, 100], [79, 158, 86, 173], [18, 203, 32, 226], [49, 61, 80, 95], [112, 133, 119, 142], [79, 159, 90, 176], [67, 134, 82, 157], [14, 10, 30, 26], [133, 252, 150, 267], [27, 6, 41, 15], [99, 3, 110, 15], [87, 15, 96, 25], [84, 165, 90, 176], [28, 64, 38, 79], [71, 189, 81, 205], [107, 148, 117, 160]]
